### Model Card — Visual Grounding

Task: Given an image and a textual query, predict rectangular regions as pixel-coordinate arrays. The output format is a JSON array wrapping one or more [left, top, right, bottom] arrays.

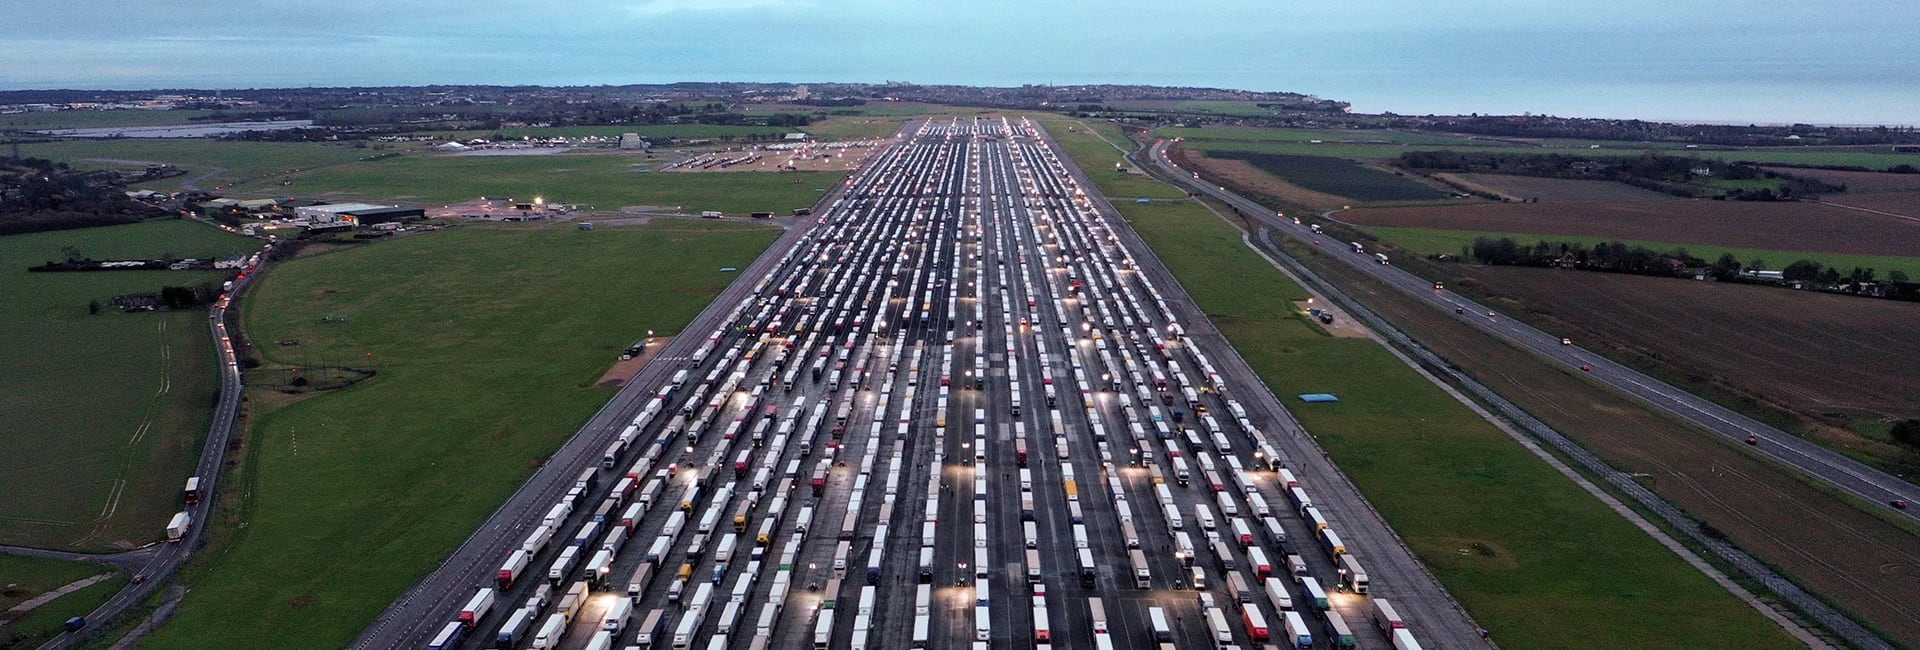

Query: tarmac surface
[[366, 118, 1486, 650]]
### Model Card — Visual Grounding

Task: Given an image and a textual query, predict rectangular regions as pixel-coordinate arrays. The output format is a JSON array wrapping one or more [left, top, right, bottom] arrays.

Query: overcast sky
[[5, 0, 1918, 124]]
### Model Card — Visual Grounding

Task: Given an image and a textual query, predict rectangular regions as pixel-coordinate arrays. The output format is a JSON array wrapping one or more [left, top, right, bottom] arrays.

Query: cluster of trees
[[1398, 151, 1845, 199], [1893, 420, 1920, 448], [0, 156, 169, 235], [1461, 237, 1919, 301], [1466, 237, 1696, 275]]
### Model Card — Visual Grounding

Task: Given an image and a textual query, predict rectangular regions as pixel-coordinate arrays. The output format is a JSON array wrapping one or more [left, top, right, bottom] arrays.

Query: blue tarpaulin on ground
[[1297, 393, 1340, 403]]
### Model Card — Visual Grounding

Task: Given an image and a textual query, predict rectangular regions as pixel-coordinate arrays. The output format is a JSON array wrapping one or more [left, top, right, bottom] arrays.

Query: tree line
[[0, 156, 169, 235], [1460, 236, 1917, 301]]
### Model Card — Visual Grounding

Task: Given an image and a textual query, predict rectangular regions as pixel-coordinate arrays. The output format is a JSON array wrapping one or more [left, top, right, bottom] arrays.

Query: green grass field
[[221, 153, 843, 213], [1046, 125, 1800, 649], [141, 221, 781, 649], [12, 139, 376, 193], [1033, 116, 1188, 199], [0, 555, 126, 650], [0, 110, 221, 131], [1365, 225, 1920, 279], [0, 220, 256, 551], [1211, 151, 1450, 202]]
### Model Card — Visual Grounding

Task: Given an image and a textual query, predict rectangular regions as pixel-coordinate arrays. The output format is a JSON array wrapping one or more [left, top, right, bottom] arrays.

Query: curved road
[[1137, 139, 1919, 521], [42, 242, 257, 649]]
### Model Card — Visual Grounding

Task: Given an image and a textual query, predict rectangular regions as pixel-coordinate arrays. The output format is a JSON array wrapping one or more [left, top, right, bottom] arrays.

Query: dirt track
[[1287, 244, 1920, 645], [1344, 200, 1920, 256]]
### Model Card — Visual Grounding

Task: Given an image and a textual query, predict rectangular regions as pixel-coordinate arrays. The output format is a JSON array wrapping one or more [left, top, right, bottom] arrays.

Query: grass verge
[[1045, 124, 1803, 648], [140, 220, 780, 649], [0, 220, 256, 551]]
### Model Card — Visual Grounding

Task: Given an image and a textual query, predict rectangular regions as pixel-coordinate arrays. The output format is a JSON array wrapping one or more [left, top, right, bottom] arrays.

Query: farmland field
[[1160, 125, 1491, 147], [1168, 146, 1353, 209], [221, 153, 844, 214], [1464, 266, 1920, 423], [1441, 173, 1678, 202], [1047, 124, 1801, 649], [1185, 137, 1920, 169], [13, 139, 375, 193], [141, 221, 782, 649], [0, 220, 256, 551], [1821, 191, 1920, 219], [1365, 226, 1920, 279], [1208, 151, 1450, 201], [1288, 246, 1920, 644], [1761, 167, 1920, 193], [1341, 200, 1920, 257]]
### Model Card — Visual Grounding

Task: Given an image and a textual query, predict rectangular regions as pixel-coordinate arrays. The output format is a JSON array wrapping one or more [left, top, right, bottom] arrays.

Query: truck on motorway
[[1324, 610, 1359, 649], [1393, 627, 1425, 650], [183, 476, 201, 504], [812, 609, 835, 649], [1301, 576, 1330, 610], [494, 607, 532, 648], [530, 613, 566, 649], [497, 549, 528, 588], [1374, 252, 1390, 265], [1338, 554, 1369, 593], [1264, 576, 1293, 610], [603, 597, 633, 633], [1206, 607, 1233, 644], [1350, 242, 1364, 253], [1284, 610, 1313, 649], [1372, 598, 1406, 632], [634, 609, 668, 647], [426, 621, 465, 650], [1130, 549, 1151, 588], [166, 511, 191, 542], [1148, 606, 1173, 642], [459, 588, 494, 627]]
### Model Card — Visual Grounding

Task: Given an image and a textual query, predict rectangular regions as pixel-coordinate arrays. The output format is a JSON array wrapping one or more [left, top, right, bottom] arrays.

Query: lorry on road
[[166, 511, 191, 542], [1373, 252, 1390, 265]]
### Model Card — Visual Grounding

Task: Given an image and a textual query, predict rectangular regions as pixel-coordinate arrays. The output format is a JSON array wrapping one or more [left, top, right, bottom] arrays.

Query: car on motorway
[[1892, 500, 1909, 509]]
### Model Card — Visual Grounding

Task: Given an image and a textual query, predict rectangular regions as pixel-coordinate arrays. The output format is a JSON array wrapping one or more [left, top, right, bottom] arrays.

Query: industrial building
[[294, 202, 424, 226]]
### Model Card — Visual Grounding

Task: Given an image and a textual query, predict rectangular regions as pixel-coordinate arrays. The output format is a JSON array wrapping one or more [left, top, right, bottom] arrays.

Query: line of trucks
[[424, 116, 1433, 650]]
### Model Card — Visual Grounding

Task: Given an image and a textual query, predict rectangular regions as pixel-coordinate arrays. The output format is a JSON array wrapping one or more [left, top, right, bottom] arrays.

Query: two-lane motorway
[[1138, 138, 1918, 521]]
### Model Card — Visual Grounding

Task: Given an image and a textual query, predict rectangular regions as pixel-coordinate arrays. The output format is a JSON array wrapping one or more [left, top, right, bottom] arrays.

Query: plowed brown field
[[1343, 201, 1920, 256], [1285, 243, 1920, 644], [1460, 267, 1920, 422]]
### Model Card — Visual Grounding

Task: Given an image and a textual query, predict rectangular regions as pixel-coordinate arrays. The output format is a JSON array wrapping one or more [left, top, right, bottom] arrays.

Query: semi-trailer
[[1285, 610, 1313, 649], [458, 588, 494, 627], [497, 549, 529, 588], [165, 511, 191, 542]]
